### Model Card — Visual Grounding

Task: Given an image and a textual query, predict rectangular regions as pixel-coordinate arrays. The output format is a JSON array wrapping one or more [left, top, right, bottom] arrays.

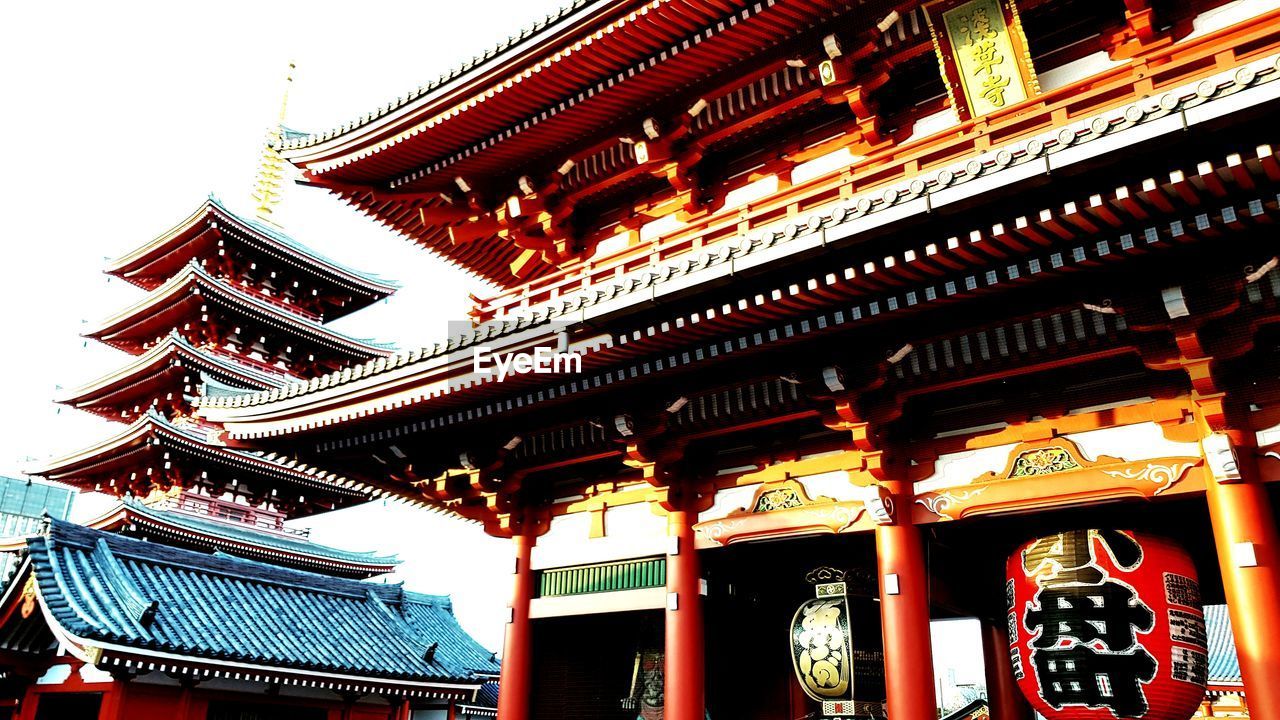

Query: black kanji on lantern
[[1025, 583, 1155, 650], [1032, 645, 1157, 717], [1021, 529, 1143, 584], [1020, 529, 1157, 718]]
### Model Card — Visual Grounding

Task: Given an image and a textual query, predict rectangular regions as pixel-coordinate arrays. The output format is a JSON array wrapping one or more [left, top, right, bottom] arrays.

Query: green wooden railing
[[535, 557, 666, 598]]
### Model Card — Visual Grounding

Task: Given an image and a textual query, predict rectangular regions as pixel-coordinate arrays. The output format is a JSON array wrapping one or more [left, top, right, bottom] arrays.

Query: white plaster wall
[[916, 443, 1018, 493], [905, 108, 960, 144], [530, 586, 667, 619], [1037, 52, 1124, 94], [698, 483, 761, 524], [1186, 0, 1280, 41], [531, 501, 668, 571], [78, 664, 113, 684], [915, 422, 1200, 492], [1066, 422, 1198, 461], [799, 470, 865, 502], [35, 664, 71, 685]]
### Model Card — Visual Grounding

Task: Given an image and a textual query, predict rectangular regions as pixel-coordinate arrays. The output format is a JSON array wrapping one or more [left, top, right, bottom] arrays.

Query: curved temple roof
[[279, 0, 863, 285], [5, 519, 498, 694], [84, 261, 395, 359], [106, 197, 398, 312], [72, 498, 400, 579], [280, 0, 607, 155], [58, 331, 291, 420], [28, 410, 370, 502]]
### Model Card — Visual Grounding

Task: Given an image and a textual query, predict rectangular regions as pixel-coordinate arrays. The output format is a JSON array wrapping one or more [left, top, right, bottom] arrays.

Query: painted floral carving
[[1007, 447, 1081, 478]]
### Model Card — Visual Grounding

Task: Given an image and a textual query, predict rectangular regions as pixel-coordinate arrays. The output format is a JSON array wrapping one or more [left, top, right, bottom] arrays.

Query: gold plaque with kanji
[[926, 0, 1038, 120]]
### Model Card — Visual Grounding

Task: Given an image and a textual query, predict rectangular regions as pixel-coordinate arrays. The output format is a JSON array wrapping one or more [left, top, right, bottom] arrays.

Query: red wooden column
[[97, 678, 129, 720], [664, 505, 705, 720], [875, 477, 936, 720], [1202, 428, 1280, 720], [387, 698, 412, 720], [497, 531, 536, 720], [980, 621, 1030, 720]]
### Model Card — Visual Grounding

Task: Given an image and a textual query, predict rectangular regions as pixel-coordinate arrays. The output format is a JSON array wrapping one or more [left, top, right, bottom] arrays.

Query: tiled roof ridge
[[121, 497, 399, 566], [282, 0, 597, 151], [59, 331, 290, 405], [362, 588, 443, 664], [209, 198, 401, 293], [25, 520, 498, 685], [89, 260, 396, 355], [28, 410, 364, 500], [43, 519, 404, 603], [89, 537, 159, 636], [107, 197, 398, 295]]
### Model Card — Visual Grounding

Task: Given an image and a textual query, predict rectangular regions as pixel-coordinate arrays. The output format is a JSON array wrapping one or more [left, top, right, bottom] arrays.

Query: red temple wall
[[8, 657, 417, 720]]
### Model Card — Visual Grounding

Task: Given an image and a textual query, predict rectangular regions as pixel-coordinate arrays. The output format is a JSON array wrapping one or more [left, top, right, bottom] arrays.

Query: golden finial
[[251, 63, 296, 225]]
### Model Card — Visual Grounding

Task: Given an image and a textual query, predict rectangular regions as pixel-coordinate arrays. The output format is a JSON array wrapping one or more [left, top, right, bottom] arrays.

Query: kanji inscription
[[931, 0, 1035, 118]]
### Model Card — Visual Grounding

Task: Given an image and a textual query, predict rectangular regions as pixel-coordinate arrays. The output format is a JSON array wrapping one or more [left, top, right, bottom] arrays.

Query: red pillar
[[664, 507, 705, 720], [1204, 434, 1280, 720], [387, 699, 411, 720], [980, 621, 1030, 720], [875, 479, 937, 720], [497, 532, 536, 720]]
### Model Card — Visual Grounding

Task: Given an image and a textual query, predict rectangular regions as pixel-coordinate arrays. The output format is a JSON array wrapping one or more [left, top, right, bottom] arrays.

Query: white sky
[[0, 0, 984, 697]]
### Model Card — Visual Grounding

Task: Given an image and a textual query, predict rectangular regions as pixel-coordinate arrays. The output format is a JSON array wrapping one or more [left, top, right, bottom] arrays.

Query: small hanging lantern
[[789, 567, 885, 717]]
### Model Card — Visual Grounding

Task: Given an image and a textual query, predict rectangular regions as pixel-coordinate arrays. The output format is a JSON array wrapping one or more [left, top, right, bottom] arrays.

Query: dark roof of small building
[[458, 679, 499, 717], [1205, 604, 1241, 685], [23, 519, 498, 687], [475, 680, 499, 707], [116, 498, 399, 575]]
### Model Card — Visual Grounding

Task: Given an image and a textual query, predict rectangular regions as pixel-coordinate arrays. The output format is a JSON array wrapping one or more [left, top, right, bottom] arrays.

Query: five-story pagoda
[[32, 192, 398, 516]]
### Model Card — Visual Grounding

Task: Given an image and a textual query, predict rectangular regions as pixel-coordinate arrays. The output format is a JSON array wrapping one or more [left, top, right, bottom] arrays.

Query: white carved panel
[[1065, 422, 1198, 461], [916, 444, 1018, 493], [915, 422, 1199, 493], [532, 502, 668, 571]]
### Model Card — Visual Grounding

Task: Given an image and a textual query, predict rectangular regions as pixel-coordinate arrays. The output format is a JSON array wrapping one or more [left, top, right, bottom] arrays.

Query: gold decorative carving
[[916, 436, 1203, 521], [741, 478, 832, 514], [19, 576, 36, 619], [1007, 446, 1081, 477], [695, 478, 876, 546], [754, 486, 806, 512]]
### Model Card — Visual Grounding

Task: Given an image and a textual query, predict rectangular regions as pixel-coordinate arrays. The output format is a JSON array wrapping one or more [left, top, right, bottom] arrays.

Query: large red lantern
[[1005, 530, 1207, 720]]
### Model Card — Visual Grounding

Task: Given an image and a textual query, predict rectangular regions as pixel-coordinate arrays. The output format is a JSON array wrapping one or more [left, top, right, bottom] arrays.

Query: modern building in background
[[0, 476, 74, 583], [197, 2, 1280, 720]]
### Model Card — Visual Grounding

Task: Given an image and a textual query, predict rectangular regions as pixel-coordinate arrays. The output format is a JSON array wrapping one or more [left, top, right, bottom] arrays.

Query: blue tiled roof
[[1205, 604, 1241, 684], [121, 498, 398, 570], [27, 519, 499, 684]]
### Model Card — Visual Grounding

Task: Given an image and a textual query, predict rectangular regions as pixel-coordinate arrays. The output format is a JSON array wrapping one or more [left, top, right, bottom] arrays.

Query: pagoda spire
[[251, 62, 295, 225]]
